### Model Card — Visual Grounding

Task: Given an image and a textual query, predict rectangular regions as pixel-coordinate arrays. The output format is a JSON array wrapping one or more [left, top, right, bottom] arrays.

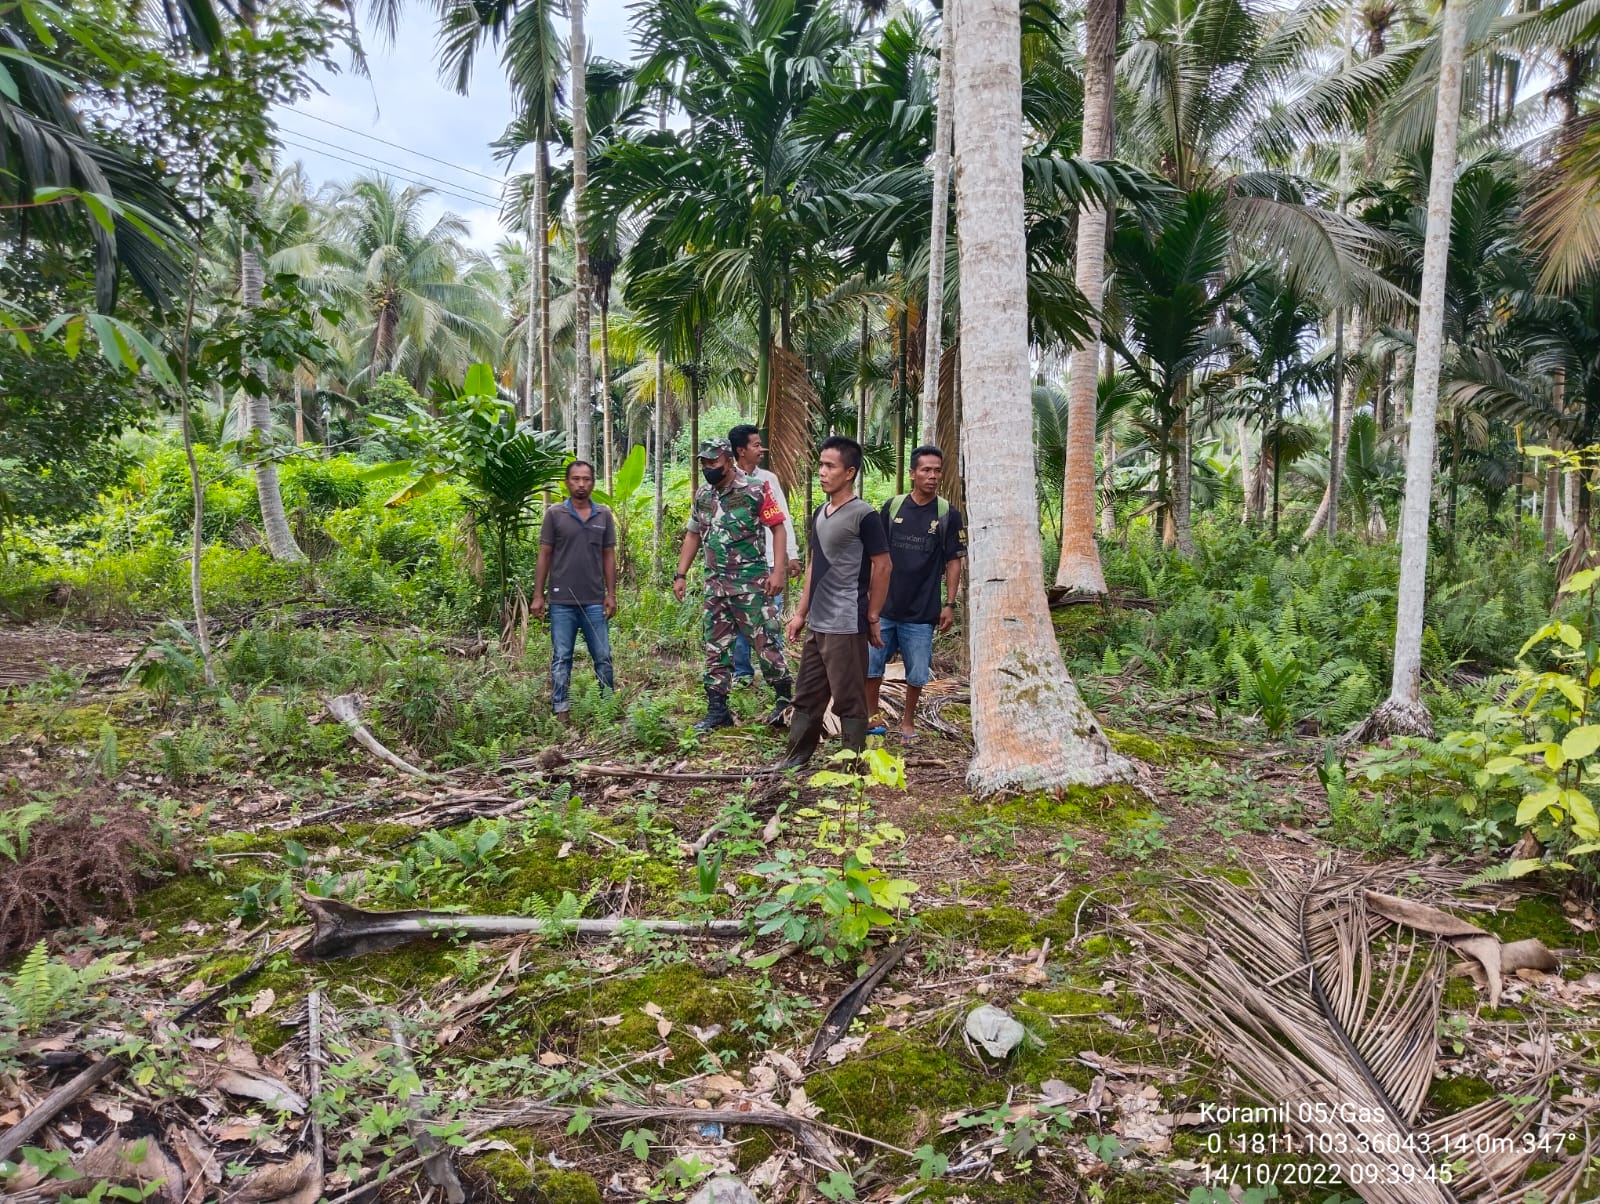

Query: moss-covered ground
[[3, 622, 1598, 1203]]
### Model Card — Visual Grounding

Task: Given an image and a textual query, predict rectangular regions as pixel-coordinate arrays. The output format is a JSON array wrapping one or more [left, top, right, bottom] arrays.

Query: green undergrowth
[[1478, 893, 1600, 956], [463, 1130, 601, 1204], [959, 784, 1152, 833], [810, 1036, 1005, 1146], [1105, 727, 1233, 765]]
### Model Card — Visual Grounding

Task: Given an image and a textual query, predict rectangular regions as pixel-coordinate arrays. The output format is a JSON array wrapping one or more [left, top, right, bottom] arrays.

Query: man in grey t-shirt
[[778, 436, 890, 770], [532, 461, 616, 724]]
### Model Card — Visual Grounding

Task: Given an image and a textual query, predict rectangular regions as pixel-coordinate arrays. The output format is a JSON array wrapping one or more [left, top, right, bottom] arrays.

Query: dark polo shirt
[[539, 500, 616, 606]]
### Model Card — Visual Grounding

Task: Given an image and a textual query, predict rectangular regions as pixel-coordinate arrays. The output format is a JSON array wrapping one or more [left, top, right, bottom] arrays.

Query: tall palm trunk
[[690, 324, 703, 505], [1360, 0, 1468, 740], [1238, 419, 1254, 524], [1305, 311, 1359, 541], [653, 350, 666, 575], [1171, 381, 1196, 556], [600, 288, 613, 492], [570, 0, 593, 459], [537, 137, 554, 433], [953, 0, 1132, 793], [857, 301, 869, 496], [240, 176, 305, 564], [531, 209, 550, 429], [920, 2, 955, 446], [896, 301, 909, 492], [1053, 0, 1116, 594]]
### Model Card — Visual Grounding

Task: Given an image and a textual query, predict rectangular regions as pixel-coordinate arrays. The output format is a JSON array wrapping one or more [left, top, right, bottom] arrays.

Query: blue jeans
[[550, 603, 614, 712], [867, 617, 934, 687]]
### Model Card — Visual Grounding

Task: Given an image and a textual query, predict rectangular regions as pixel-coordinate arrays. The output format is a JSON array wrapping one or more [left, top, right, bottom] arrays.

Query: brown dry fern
[[0, 791, 168, 960]]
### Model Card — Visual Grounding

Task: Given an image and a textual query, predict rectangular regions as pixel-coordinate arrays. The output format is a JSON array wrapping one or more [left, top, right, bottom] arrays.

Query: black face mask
[[702, 465, 727, 486]]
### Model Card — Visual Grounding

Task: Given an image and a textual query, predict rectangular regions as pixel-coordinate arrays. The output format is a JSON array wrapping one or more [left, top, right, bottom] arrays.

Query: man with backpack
[[865, 445, 966, 743]]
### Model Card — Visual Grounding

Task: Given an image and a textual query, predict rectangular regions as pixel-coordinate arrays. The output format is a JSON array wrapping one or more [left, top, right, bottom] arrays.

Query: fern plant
[[0, 942, 113, 1031], [521, 883, 602, 927], [0, 801, 51, 862]]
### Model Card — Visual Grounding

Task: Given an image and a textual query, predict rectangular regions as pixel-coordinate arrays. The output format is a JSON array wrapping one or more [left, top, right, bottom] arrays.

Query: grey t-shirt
[[804, 498, 889, 635], [539, 500, 616, 606]]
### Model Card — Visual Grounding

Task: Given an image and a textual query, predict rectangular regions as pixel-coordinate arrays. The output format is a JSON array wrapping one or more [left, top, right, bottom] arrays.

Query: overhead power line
[[275, 127, 508, 208], [286, 110, 508, 184], [275, 137, 504, 213]]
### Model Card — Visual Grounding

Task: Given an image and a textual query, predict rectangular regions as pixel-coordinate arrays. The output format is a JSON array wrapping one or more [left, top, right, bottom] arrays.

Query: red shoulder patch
[[758, 481, 785, 527]]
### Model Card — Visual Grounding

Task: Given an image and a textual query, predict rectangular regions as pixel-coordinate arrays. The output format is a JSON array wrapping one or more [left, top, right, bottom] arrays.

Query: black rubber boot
[[693, 688, 734, 734], [763, 678, 793, 728], [778, 709, 823, 770], [840, 716, 869, 756]]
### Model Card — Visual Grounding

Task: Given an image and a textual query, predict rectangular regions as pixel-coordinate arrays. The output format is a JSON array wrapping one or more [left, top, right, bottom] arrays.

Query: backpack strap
[[889, 494, 952, 530]]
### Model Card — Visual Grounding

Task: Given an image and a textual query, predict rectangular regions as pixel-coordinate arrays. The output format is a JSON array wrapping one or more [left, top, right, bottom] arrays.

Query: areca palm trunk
[[600, 289, 613, 492], [953, 0, 1132, 794], [1238, 418, 1253, 524], [1362, 0, 1468, 740], [1304, 311, 1359, 541], [920, 1, 955, 447], [240, 178, 305, 564], [1171, 381, 1196, 556], [537, 137, 553, 433], [1053, 0, 1116, 594], [653, 350, 665, 574], [570, 0, 593, 459], [525, 208, 540, 424], [857, 301, 869, 496]]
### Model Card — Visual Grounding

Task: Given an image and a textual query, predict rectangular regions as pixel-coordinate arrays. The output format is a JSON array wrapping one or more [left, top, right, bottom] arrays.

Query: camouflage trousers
[[703, 590, 789, 694]]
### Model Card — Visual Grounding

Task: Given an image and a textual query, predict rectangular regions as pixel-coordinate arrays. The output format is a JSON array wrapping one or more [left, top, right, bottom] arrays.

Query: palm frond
[[1136, 864, 1594, 1204]]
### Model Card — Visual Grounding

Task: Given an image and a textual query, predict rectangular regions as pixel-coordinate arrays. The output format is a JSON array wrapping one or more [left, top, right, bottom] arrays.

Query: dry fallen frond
[[765, 344, 821, 505], [1134, 863, 1594, 1204]]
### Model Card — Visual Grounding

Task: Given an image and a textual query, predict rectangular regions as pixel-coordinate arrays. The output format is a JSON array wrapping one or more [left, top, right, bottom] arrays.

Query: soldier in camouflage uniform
[[672, 437, 793, 732]]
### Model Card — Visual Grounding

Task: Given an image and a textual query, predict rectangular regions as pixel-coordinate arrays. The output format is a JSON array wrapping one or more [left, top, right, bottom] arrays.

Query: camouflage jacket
[[687, 472, 785, 596]]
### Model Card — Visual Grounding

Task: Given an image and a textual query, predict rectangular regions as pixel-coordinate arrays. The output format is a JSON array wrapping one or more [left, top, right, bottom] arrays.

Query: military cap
[[698, 436, 733, 460]]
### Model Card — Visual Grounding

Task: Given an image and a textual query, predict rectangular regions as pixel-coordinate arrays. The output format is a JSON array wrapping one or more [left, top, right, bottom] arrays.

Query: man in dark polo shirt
[[866, 445, 965, 743], [531, 460, 617, 724], [778, 435, 890, 769]]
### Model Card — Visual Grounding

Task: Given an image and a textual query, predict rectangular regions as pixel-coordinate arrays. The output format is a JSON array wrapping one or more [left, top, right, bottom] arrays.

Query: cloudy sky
[[273, 3, 637, 252]]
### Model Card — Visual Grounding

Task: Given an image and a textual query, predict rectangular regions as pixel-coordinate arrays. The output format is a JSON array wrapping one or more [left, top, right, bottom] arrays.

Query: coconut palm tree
[[920, 4, 954, 447], [0, 4, 190, 315], [1054, 0, 1120, 595], [953, 0, 1132, 793], [480, 0, 566, 430], [1359, 0, 1471, 740], [323, 176, 503, 391], [568, 0, 594, 460]]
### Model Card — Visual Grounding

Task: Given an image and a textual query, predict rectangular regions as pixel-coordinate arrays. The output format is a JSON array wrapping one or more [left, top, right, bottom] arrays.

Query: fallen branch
[[0, 1056, 123, 1162], [1044, 586, 1159, 610], [325, 693, 429, 778], [298, 896, 746, 961], [387, 1011, 465, 1204], [303, 991, 325, 1199], [807, 942, 911, 1067], [575, 762, 780, 783], [0, 940, 287, 1163], [324, 1098, 912, 1204]]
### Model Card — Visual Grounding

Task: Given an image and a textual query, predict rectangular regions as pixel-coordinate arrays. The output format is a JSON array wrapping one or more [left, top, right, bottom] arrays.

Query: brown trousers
[[791, 630, 869, 721]]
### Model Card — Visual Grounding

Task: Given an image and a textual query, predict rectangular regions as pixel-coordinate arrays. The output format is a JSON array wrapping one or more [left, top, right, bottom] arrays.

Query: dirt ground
[[2, 624, 1598, 1204]]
